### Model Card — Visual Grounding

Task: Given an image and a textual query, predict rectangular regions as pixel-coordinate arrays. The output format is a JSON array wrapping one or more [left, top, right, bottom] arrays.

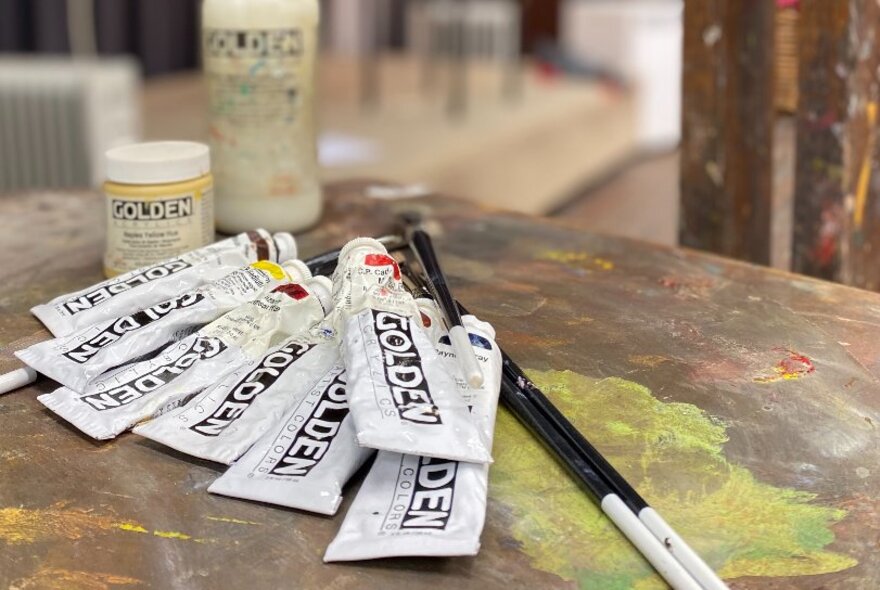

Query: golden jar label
[[104, 184, 214, 277]]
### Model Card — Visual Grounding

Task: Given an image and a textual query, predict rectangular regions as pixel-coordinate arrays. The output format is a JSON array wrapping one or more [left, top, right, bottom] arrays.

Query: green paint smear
[[489, 370, 856, 587]]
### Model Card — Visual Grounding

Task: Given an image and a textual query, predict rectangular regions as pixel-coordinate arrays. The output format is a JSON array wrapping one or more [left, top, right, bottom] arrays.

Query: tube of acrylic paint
[[208, 363, 374, 515], [17, 259, 310, 393], [330, 238, 491, 464], [36, 276, 332, 440], [416, 299, 501, 450], [324, 312, 502, 561], [31, 230, 297, 337], [133, 333, 340, 465]]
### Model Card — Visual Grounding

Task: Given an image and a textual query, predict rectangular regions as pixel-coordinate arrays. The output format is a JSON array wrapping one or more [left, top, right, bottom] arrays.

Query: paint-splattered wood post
[[680, 0, 775, 265], [792, 0, 880, 290]]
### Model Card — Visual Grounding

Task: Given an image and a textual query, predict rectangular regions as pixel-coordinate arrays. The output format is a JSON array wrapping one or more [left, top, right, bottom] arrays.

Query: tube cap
[[273, 233, 298, 263], [462, 315, 496, 340], [338, 237, 387, 268], [282, 259, 312, 282], [306, 276, 333, 314], [105, 141, 210, 184]]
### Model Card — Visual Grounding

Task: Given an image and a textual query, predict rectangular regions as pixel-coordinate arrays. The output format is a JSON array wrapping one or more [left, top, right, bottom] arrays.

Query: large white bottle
[[202, 0, 322, 233]]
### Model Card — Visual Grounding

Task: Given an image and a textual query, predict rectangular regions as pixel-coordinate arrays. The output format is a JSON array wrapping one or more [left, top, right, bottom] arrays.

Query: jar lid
[[105, 141, 211, 184]]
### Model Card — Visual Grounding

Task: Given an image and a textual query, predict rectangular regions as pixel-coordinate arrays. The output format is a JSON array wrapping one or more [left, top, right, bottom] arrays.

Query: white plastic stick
[[449, 325, 484, 388], [0, 367, 38, 395], [601, 495, 702, 590], [640, 507, 728, 590]]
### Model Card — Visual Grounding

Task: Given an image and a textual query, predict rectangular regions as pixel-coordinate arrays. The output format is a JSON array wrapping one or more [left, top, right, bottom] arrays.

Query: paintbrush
[[499, 351, 728, 590], [399, 212, 484, 388], [399, 263, 725, 589], [498, 372, 703, 590]]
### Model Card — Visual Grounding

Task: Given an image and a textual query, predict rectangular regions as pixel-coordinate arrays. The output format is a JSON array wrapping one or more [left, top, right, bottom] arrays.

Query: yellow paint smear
[[9, 567, 141, 590], [115, 522, 198, 542], [853, 101, 877, 229], [490, 370, 857, 588], [0, 504, 119, 544], [152, 530, 192, 540], [538, 250, 615, 271], [0, 503, 202, 545], [205, 515, 262, 526], [114, 522, 148, 534]]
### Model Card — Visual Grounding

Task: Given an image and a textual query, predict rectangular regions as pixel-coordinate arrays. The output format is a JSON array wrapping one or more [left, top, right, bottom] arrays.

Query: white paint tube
[[325, 312, 502, 561], [133, 334, 340, 465], [416, 300, 502, 451], [31, 230, 296, 337], [208, 363, 374, 516], [330, 238, 490, 464], [17, 259, 310, 393], [36, 277, 332, 440]]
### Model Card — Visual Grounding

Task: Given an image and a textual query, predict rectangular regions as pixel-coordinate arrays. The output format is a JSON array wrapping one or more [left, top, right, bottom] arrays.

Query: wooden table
[[2, 182, 879, 589]]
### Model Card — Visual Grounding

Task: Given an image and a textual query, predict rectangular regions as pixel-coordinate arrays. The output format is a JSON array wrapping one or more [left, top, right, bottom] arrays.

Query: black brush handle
[[408, 228, 465, 329]]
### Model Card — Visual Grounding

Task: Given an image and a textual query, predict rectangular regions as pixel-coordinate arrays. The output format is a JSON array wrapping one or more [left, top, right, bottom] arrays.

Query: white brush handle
[[449, 325, 484, 388], [640, 507, 728, 590], [601, 495, 702, 590], [0, 367, 38, 395]]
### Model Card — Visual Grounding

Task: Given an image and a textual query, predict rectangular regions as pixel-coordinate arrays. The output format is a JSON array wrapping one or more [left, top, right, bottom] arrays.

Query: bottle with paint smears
[[202, 0, 322, 234]]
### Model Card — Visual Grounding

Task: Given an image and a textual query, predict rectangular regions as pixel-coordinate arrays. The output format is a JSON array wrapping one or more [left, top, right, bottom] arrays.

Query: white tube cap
[[338, 237, 387, 268], [282, 259, 312, 282], [273, 232, 298, 263], [306, 276, 333, 314], [105, 141, 210, 184], [0, 367, 38, 395], [462, 315, 496, 340]]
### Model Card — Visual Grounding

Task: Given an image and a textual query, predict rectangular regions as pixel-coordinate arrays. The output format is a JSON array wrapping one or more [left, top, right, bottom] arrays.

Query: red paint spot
[[364, 254, 401, 281], [754, 348, 815, 383], [777, 350, 815, 377], [273, 283, 309, 300], [420, 312, 432, 328]]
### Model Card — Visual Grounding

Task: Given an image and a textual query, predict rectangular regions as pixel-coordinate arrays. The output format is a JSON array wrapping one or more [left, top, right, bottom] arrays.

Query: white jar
[[202, 0, 322, 234], [103, 141, 214, 278]]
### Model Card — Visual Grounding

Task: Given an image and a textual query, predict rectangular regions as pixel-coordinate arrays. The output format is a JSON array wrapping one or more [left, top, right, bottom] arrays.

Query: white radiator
[[0, 56, 141, 192]]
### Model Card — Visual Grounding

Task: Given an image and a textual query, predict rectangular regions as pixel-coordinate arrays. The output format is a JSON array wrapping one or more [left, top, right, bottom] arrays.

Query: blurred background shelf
[[143, 55, 638, 215]]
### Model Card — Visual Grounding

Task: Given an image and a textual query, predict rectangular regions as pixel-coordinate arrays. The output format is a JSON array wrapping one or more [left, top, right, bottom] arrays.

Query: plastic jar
[[103, 141, 214, 278], [202, 0, 322, 234]]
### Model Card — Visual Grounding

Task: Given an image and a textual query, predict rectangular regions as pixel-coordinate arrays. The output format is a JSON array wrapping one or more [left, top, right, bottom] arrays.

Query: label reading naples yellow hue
[[104, 175, 214, 278]]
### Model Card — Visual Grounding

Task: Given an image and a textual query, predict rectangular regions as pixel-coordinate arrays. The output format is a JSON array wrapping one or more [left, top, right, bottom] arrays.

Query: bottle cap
[[306, 276, 333, 314], [273, 232, 297, 263], [105, 141, 210, 184], [282, 259, 312, 282]]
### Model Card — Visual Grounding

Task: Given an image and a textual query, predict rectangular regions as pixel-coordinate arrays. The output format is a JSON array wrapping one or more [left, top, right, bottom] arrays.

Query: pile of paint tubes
[[9, 234, 502, 561]]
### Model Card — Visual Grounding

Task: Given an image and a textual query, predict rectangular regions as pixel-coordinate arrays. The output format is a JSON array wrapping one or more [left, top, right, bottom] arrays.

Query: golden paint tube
[[36, 277, 331, 440], [325, 313, 502, 561], [17, 259, 310, 393], [32, 230, 296, 337], [208, 363, 373, 516], [134, 335, 340, 465], [329, 238, 491, 464]]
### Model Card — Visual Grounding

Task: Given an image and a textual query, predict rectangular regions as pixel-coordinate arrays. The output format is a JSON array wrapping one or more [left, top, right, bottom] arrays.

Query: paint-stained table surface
[[1, 182, 880, 590]]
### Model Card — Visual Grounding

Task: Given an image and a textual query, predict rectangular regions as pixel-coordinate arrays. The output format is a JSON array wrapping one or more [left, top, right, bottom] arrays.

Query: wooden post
[[680, 0, 775, 265], [792, 0, 880, 289]]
